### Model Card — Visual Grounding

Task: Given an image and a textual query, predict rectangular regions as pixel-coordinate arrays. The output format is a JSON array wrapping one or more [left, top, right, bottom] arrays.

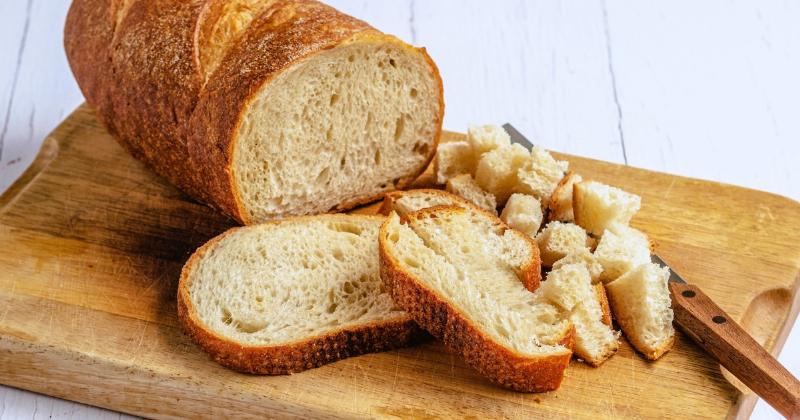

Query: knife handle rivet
[[712, 315, 727, 324], [681, 290, 696, 298]]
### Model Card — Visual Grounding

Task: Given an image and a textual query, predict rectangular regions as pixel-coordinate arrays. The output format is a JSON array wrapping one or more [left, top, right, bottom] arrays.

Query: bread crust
[[595, 283, 613, 327], [177, 214, 426, 374], [65, 0, 444, 224], [378, 188, 481, 217], [378, 207, 573, 392]]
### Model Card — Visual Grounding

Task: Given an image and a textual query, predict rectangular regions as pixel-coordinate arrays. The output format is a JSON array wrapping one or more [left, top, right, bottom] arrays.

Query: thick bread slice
[[379, 208, 573, 392], [537, 264, 619, 366], [178, 214, 423, 374], [66, 0, 444, 224], [605, 262, 675, 360], [379, 189, 475, 217]]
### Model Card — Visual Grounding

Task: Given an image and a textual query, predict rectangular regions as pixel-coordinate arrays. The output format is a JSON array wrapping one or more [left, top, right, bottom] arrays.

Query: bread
[[515, 147, 569, 203], [536, 221, 595, 267], [379, 208, 573, 392], [594, 223, 653, 283], [434, 141, 477, 184], [500, 193, 544, 237], [65, 0, 444, 224], [573, 181, 641, 236], [379, 188, 475, 216], [446, 174, 498, 214], [548, 172, 583, 222], [177, 214, 423, 374], [605, 262, 675, 360], [474, 143, 530, 205], [551, 248, 604, 284], [537, 264, 619, 366], [466, 124, 511, 156]]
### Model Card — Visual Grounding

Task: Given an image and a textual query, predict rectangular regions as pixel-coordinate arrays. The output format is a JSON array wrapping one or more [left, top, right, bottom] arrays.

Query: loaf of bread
[[65, 0, 444, 224], [177, 214, 423, 373], [379, 207, 573, 392]]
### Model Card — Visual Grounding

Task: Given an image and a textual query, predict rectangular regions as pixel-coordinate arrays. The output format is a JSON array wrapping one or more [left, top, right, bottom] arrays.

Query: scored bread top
[[178, 214, 422, 373]]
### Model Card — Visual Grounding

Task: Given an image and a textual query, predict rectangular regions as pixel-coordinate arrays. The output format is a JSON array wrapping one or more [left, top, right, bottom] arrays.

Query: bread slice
[[605, 262, 675, 360], [536, 221, 595, 267], [515, 147, 569, 203], [445, 174, 498, 214], [379, 189, 475, 216], [178, 214, 422, 374], [594, 223, 653, 283], [434, 141, 477, 184], [551, 248, 604, 284], [474, 143, 530, 205], [466, 124, 511, 156], [573, 181, 641, 236], [537, 264, 619, 366], [548, 172, 583, 222], [379, 208, 573, 392], [500, 193, 544, 237]]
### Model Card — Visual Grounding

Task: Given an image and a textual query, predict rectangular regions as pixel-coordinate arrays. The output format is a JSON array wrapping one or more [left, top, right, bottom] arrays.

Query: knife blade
[[504, 123, 800, 418]]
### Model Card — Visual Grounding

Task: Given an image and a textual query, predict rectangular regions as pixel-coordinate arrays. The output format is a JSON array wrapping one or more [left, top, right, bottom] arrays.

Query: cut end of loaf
[[233, 33, 443, 223]]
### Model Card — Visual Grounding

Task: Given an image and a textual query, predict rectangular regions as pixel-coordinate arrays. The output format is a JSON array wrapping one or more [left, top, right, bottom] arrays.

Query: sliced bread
[[379, 207, 573, 392], [537, 264, 619, 366], [605, 262, 675, 360], [178, 214, 422, 374]]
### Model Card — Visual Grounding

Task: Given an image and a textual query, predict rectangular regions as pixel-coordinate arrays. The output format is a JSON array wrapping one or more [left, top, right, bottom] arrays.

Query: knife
[[504, 123, 800, 419]]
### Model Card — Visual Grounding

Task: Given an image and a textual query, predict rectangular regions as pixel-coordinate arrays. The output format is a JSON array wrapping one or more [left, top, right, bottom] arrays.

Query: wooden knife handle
[[669, 282, 800, 419]]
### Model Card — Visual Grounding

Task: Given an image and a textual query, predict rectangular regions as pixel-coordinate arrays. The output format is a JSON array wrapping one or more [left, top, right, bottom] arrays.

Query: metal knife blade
[[650, 254, 686, 284], [503, 123, 534, 150]]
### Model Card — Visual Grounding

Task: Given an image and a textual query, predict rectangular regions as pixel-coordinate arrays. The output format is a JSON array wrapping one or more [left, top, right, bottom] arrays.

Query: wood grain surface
[[0, 106, 798, 419]]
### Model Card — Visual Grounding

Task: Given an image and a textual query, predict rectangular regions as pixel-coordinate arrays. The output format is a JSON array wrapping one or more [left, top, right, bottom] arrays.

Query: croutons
[[548, 172, 583, 222], [536, 221, 595, 267], [573, 181, 641, 236], [466, 124, 511, 156], [474, 143, 529, 205], [500, 193, 543, 237], [434, 141, 477, 184], [445, 174, 497, 214], [516, 146, 569, 203], [605, 262, 674, 360], [593, 223, 652, 283], [551, 248, 603, 284]]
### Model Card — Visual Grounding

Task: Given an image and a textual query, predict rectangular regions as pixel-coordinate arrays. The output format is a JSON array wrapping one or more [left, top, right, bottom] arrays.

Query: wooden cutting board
[[1, 105, 798, 419]]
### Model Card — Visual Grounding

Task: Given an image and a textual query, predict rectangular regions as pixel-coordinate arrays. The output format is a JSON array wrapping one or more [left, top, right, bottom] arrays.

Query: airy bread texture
[[434, 141, 477, 184], [467, 124, 511, 156], [548, 172, 583, 222], [516, 147, 569, 203], [65, 0, 443, 224], [536, 221, 595, 267], [379, 189, 475, 217], [537, 264, 619, 366], [178, 214, 422, 374], [594, 223, 653, 283], [446, 174, 498, 214], [475, 143, 530, 205], [605, 262, 675, 360], [379, 208, 573, 392], [551, 248, 604, 284], [573, 181, 641, 236], [500, 193, 544, 237]]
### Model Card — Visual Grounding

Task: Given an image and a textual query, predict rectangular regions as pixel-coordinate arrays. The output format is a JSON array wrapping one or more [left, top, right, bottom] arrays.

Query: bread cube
[[594, 223, 652, 283], [551, 248, 603, 283], [445, 174, 497, 214], [535, 221, 595, 267], [515, 147, 569, 203], [548, 172, 583, 222], [434, 141, 477, 184], [474, 143, 529, 205], [466, 124, 511, 157], [500, 193, 543, 237], [573, 181, 641, 236], [605, 262, 674, 360]]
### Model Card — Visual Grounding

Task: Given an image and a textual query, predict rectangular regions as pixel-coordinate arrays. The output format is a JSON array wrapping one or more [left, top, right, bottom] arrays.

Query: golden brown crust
[[177, 214, 426, 374], [379, 207, 572, 392], [378, 188, 478, 217], [595, 283, 613, 327], [548, 171, 578, 222], [65, 0, 444, 224]]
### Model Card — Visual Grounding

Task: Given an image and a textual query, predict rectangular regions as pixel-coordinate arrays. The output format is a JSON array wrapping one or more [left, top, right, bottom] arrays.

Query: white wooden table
[[1, 1, 798, 418]]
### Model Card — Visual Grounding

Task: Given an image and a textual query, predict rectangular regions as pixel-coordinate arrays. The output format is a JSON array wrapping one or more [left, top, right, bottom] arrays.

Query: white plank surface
[[0, 0, 797, 418]]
